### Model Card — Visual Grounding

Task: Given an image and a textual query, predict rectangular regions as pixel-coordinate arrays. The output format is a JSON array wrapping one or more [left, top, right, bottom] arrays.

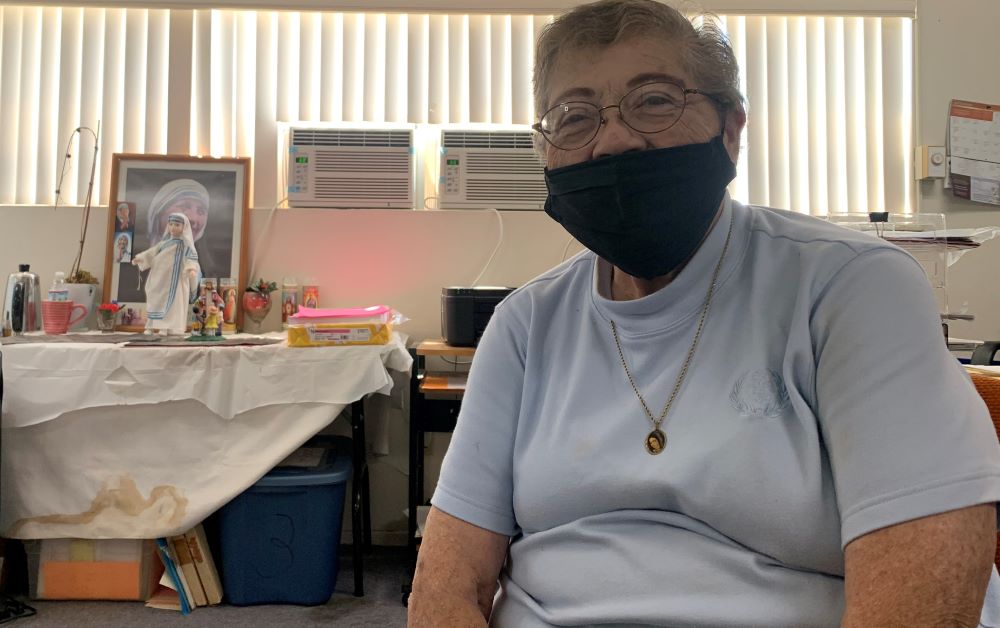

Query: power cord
[[246, 196, 289, 285], [469, 208, 504, 287], [0, 594, 35, 623], [560, 234, 580, 263], [246, 129, 293, 284]]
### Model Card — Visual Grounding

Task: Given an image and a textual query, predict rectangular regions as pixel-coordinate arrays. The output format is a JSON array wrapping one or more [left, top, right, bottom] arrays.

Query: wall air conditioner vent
[[291, 128, 412, 148], [439, 128, 546, 210], [442, 131, 536, 150], [465, 180, 549, 201], [312, 151, 411, 174], [287, 126, 414, 208]]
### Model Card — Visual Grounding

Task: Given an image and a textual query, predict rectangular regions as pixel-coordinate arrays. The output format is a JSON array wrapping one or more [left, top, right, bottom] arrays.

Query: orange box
[[27, 539, 162, 601]]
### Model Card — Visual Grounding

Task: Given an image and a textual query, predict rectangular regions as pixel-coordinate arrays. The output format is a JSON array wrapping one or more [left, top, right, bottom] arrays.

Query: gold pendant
[[645, 429, 666, 455]]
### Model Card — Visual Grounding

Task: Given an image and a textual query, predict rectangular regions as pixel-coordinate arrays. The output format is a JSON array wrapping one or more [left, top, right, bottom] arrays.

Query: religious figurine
[[131, 213, 200, 335], [193, 279, 225, 338]]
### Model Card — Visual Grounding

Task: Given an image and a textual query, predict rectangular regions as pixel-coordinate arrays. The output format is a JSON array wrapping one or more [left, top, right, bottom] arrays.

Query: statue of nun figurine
[[131, 212, 201, 335]]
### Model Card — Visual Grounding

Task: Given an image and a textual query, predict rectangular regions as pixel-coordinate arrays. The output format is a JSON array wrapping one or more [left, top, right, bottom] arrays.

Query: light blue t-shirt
[[432, 197, 1000, 627]]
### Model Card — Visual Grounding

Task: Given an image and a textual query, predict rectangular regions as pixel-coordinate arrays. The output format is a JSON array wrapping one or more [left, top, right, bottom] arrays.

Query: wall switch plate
[[915, 145, 947, 180]]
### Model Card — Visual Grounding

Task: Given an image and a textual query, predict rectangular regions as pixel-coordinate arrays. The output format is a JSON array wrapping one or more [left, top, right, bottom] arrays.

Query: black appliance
[[441, 287, 515, 347]]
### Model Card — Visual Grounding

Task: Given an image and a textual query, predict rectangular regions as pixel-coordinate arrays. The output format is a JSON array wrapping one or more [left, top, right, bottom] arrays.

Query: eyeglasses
[[532, 81, 714, 151]]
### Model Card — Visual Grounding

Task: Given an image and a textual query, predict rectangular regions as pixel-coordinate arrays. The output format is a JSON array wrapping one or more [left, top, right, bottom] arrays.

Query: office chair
[[969, 371, 1000, 569], [973, 341, 1000, 367]]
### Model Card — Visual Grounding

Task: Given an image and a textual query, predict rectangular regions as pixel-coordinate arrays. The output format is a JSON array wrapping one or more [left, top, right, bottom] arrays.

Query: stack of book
[[146, 524, 223, 613]]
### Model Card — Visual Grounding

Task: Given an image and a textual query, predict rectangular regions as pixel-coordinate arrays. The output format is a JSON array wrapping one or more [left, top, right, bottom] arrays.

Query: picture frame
[[102, 154, 251, 332]]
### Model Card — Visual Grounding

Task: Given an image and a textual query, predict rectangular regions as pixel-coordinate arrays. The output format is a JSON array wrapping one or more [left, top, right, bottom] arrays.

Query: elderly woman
[[114, 232, 132, 263], [145, 177, 229, 285], [409, 1, 1000, 626], [115, 202, 133, 232], [132, 213, 200, 335], [147, 179, 210, 248]]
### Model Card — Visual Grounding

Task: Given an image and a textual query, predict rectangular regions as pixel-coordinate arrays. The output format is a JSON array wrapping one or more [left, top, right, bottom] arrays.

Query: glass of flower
[[95, 303, 120, 332]]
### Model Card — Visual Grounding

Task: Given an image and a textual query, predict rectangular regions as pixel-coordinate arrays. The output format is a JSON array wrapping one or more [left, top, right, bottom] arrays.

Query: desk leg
[[408, 352, 423, 562], [403, 352, 421, 606], [360, 402, 372, 553], [350, 399, 370, 597]]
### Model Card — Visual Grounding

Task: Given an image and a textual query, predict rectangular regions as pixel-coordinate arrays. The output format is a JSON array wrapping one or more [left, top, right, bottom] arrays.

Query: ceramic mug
[[42, 300, 87, 335], [64, 283, 97, 331]]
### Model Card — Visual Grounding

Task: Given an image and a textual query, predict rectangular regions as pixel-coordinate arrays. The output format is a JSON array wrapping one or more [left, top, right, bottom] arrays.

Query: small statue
[[192, 279, 224, 338], [131, 213, 200, 335]]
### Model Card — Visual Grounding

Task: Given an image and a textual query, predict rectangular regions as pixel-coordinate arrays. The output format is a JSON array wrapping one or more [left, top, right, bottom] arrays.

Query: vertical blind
[[0, 5, 912, 214]]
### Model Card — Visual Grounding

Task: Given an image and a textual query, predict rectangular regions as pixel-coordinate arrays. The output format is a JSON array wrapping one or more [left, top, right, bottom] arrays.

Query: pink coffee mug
[[42, 300, 87, 335]]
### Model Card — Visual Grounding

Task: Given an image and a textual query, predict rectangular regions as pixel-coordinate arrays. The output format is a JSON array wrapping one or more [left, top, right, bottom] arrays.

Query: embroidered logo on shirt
[[730, 368, 790, 418]]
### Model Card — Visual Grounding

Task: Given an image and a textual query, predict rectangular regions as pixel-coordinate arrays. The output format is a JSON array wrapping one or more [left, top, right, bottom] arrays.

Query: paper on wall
[[948, 100, 1000, 205]]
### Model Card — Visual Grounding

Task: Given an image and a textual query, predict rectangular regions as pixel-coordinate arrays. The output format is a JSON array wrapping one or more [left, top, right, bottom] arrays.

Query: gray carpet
[[14, 547, 410, 627]]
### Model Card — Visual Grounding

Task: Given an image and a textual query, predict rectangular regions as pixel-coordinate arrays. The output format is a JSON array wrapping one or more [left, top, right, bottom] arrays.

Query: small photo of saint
[[115, 202, 136, 232], [114, 231, 133, 263]]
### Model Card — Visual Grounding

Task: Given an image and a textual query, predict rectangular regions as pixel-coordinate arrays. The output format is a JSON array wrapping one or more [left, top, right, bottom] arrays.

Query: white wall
[[915, 0, 1000, 342], [4, 0, 1000, 544], [250, 208, 576, 543]]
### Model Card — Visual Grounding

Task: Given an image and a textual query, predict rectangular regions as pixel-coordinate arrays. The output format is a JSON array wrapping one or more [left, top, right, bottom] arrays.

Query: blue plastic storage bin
[[218, 435, 352, 605]]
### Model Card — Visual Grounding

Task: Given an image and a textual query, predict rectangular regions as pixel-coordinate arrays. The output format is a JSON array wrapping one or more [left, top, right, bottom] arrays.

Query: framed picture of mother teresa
[[102, 154, 251, 332]]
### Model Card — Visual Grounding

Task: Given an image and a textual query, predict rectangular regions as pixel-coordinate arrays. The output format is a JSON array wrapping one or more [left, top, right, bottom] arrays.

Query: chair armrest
[[972, 341, 1000, 366]]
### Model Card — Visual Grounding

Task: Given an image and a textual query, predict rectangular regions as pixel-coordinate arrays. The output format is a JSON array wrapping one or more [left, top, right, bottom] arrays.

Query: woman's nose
[[592, 108, 645, 158]]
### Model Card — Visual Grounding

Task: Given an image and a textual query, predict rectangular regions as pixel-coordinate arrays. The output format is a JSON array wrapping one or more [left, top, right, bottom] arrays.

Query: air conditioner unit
[[438, 128, 547, 210], [287, 127, 414, 208]]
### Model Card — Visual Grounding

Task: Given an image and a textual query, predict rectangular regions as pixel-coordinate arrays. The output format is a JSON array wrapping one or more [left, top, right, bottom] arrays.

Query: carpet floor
[[11, 546, 410, 628]]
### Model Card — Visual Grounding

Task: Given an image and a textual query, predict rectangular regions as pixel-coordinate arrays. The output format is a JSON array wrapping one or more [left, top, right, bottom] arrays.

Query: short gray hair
[[533, 0, 744, 118]]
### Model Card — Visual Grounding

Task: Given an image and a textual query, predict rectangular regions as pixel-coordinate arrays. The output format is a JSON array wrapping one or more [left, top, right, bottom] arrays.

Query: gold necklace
[[610, 215, 734, 455]]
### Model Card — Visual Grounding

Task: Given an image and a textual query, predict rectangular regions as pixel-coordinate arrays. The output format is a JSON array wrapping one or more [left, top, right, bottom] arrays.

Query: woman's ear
[[722, 106, 747, 164]]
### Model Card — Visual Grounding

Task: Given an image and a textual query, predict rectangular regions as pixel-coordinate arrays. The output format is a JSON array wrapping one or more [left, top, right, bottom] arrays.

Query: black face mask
[[543, 135, 737, 281]]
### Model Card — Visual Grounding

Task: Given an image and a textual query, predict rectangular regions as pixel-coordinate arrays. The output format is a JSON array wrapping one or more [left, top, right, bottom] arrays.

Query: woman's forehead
[[546, 37, 689, 104], [170, 196, 205, 207]]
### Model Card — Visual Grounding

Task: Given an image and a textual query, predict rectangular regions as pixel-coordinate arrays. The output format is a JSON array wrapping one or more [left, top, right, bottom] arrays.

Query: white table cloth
[[0, 332, 411, 540]]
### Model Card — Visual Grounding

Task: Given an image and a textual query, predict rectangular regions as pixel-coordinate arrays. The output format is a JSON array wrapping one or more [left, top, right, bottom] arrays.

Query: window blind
[[26, 1, 918, 18], [0, 5, 912, 215]]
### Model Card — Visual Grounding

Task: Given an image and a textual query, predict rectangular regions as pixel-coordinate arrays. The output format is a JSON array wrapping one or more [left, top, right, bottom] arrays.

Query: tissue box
[[287, 305, 394, 348]]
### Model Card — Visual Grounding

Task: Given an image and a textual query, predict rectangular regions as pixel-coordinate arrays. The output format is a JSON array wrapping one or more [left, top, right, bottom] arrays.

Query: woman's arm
[[408, 506, 510, 627], [131, 247, 154, 271], [842, 504, 995, 627]]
